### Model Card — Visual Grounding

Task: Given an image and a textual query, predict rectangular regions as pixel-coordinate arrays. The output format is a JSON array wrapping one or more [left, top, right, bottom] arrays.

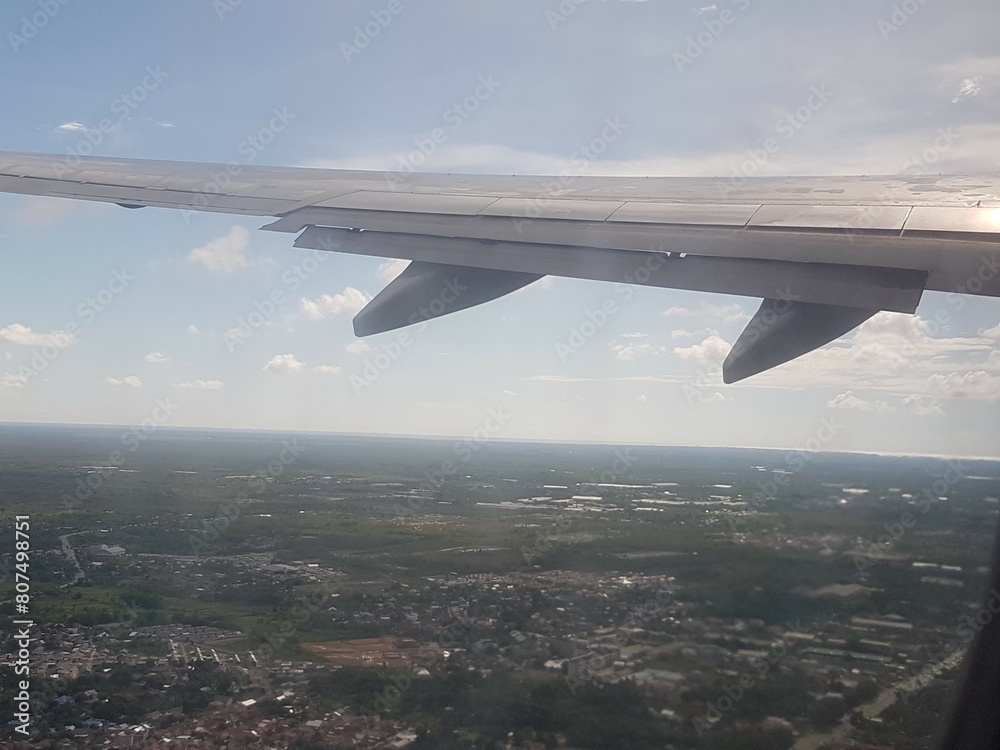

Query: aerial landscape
[[1, 2, 999, 748], [2, 424, 998, 748]]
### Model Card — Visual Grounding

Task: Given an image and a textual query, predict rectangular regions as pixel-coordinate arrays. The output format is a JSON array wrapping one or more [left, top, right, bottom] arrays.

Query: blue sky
[[0, 0, 998, 457]]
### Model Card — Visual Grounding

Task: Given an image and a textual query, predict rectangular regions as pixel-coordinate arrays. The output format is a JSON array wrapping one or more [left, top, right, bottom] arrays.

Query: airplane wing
[[1, 151, 998, 382]]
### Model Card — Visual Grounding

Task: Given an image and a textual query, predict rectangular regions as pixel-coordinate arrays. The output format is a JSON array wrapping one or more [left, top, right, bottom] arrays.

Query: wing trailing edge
[[293, 226, 927, 313]]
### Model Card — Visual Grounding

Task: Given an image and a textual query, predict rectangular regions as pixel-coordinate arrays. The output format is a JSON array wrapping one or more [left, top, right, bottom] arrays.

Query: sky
[[0, 0, 998, 458]]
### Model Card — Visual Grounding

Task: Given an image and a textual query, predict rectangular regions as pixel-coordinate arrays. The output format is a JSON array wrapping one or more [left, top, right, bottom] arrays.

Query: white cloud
[[611, 340, 665, 361], [55, 121, 88, 133], [104, 375, 143, 389], [187, 226, 256, 273], [671, 327, 717, 341], [186, 325, 200, 335], [1, 373, 28, 389], [847, 314, 994, 375], [263, 354, 305, 374], [692, 390, 726, 404], [301, 287, 371, 320], [376, 258, 409, 283], [927, 371, 1000, 401], [980, 323, 1000, 341], [0, 323, 77, 349], [173, 380, 224, 391], [826, 391, 895, 413], [672, 334, 732, 366], [663, 303, 749, 324], [313, 365, 343, 376], [525, 374, 686, 385], [346, 339, 373, 355], [851, 311, 933, 345], [902, 394, 945, 416], [952, 76, 983, 103], [144, 352, 171, 365], [525, 374, 597, 384]]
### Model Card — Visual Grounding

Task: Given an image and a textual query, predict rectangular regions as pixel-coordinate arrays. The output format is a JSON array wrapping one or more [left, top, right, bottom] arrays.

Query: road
[[58, 531, 88, 587], [792, 647, 967, 750]]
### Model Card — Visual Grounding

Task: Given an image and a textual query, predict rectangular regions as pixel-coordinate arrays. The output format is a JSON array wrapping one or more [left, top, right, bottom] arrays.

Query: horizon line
[[2, 419, 997, 464]]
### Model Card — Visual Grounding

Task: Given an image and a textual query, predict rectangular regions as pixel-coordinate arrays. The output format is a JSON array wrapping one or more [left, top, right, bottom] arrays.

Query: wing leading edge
[[1, 151, 998, 382]]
